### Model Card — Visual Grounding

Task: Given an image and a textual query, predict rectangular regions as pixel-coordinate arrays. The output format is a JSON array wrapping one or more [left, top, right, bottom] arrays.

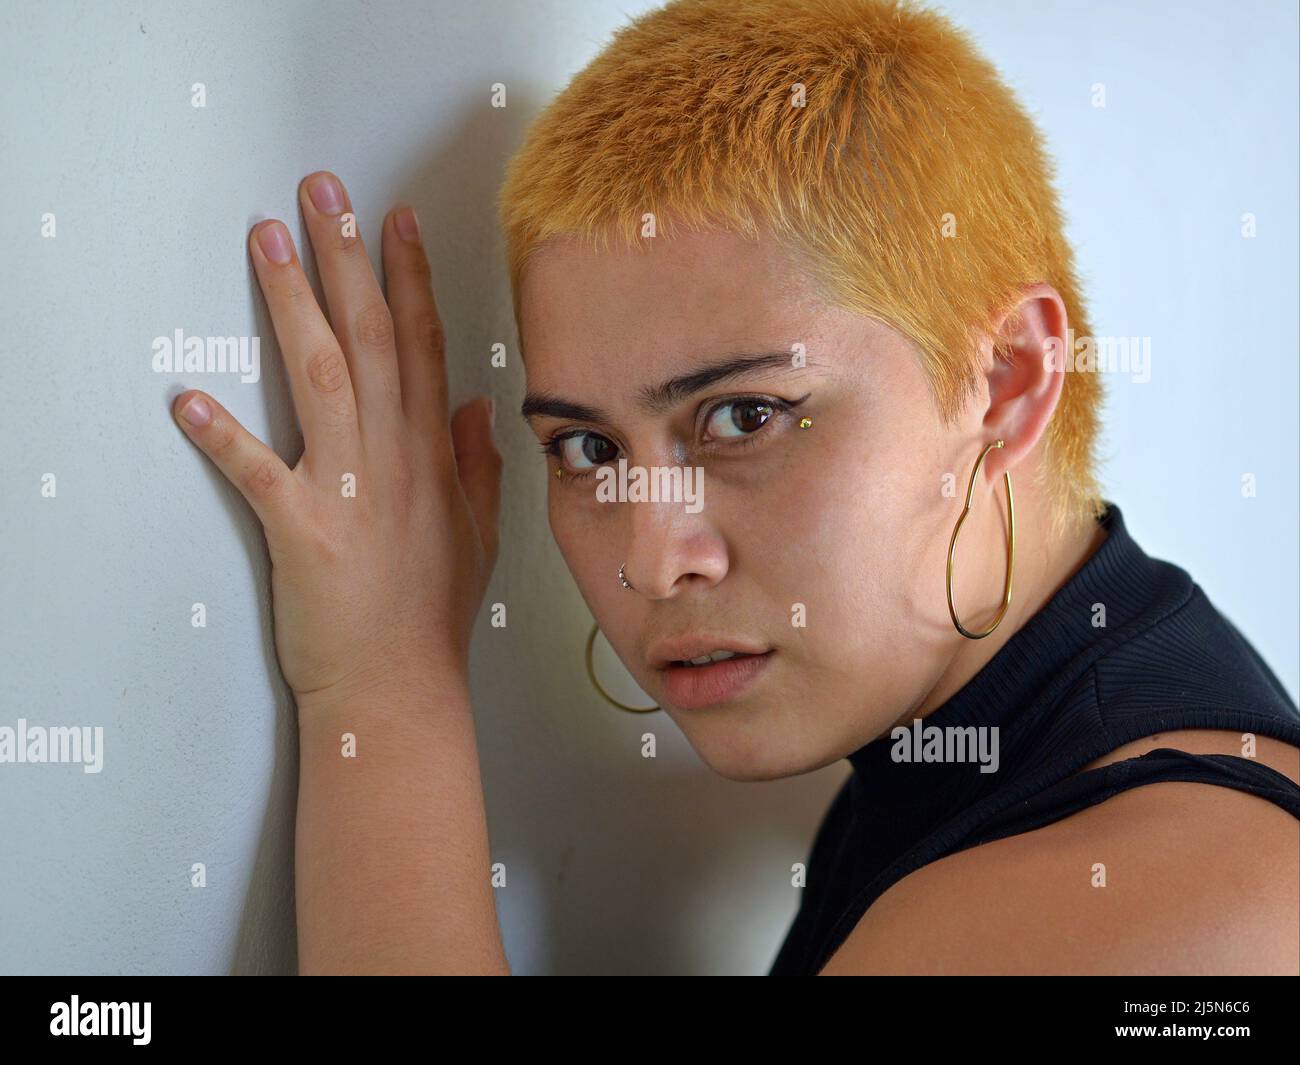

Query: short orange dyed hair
[[498, 0, 1105, 532]]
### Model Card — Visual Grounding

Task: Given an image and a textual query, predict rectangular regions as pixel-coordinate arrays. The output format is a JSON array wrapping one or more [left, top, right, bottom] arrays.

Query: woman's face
[[518, 226, 994, 781]]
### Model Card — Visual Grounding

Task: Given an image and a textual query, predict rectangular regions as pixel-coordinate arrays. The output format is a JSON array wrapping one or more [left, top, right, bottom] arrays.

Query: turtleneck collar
[[846, 500, 1179, 806]]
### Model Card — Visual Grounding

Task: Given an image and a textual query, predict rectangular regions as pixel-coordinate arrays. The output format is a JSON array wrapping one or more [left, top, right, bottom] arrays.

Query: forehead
[[517, 226, 823, 384]]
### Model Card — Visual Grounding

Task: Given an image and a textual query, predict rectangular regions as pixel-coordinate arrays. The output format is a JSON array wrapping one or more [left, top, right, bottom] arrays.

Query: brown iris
[[728, 400, 773, 434]]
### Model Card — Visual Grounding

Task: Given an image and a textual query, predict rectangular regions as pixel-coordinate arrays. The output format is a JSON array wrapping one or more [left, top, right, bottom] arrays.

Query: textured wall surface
[[1, 0, 1295, 975]]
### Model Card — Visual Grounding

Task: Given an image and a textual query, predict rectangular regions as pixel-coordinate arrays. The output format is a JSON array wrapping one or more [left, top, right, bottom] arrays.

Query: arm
[[296, 671, 508, 974], [170, 170, 508, 974], [820, 780, 1300, 975]]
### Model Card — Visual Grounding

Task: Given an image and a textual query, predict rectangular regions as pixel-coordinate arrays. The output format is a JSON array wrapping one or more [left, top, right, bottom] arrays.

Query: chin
[[678, 723, 831, 783]]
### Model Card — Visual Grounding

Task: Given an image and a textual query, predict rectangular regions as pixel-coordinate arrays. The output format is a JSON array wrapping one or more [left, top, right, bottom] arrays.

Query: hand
[[171, 171, 501, 706]]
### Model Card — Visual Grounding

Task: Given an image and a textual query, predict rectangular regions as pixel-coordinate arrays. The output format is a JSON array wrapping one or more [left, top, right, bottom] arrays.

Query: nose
[[623, 496, 728, 599]]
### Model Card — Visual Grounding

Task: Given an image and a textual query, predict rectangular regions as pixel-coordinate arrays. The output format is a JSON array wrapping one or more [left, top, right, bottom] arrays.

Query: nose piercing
[[619, 563, 635, 590], [799, 417, 813, 429]]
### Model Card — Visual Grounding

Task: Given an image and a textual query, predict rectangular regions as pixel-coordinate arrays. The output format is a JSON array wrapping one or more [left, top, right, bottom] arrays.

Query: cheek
[[736, 425, 938, 639], [548, 492, 628, 618], [549, 493, 596, 584]]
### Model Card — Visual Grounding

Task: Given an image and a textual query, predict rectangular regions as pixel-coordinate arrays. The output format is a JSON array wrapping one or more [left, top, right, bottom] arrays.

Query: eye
[[703, 398, 777, 439], [542, 430, 620, 472]]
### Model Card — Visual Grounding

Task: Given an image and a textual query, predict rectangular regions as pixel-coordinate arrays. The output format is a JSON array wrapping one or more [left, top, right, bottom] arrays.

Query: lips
[[644, 635, 775, 709], [658, 650, 774, 710]]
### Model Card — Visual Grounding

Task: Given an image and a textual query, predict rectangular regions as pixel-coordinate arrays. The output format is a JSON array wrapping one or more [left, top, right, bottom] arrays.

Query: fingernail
[[308, 172, 345, 215], [178, 394, 212, 427], [256, 222, 293, 265], [395, 206, 421, 244]]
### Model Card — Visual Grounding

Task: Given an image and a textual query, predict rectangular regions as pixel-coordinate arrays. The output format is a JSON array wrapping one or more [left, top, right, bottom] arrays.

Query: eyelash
[[538, 393, 809, 481]]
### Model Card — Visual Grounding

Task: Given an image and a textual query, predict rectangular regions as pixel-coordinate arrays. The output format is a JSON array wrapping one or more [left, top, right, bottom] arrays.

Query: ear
[[979, 283, 1068, 482]]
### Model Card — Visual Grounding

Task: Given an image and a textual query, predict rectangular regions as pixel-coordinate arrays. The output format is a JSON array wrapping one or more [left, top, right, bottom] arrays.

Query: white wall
[[943, 0, 1299, 700], [1, 0, 1294, 975]]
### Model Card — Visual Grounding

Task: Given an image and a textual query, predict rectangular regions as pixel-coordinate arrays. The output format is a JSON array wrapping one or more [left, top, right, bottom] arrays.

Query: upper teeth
[[683, 650, 740, 666]]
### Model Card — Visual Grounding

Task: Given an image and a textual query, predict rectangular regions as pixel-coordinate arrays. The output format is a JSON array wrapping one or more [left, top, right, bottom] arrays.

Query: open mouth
[[659, 650, 775, 709], [670, 649, 758, 668]]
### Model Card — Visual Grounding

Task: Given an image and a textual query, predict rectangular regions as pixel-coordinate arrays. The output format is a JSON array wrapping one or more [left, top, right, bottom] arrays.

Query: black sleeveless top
[[768, 500, 1300, 975]]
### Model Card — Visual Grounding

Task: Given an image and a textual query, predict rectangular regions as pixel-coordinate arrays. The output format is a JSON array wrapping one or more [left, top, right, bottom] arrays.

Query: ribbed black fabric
[[768, 500, 1300, 976]]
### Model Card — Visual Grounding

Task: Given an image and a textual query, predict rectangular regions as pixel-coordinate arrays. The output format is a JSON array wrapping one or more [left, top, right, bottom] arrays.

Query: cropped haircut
[[498, 0, 1106, 533]]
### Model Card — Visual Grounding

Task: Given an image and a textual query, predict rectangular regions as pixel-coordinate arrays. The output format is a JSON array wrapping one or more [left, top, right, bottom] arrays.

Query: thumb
[[451, 395, 502, 566]]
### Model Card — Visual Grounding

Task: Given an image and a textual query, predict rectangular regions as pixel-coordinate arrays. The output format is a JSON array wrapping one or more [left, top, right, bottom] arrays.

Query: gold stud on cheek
[[554, 467, 564, 479], [799, 417, 814, 430]]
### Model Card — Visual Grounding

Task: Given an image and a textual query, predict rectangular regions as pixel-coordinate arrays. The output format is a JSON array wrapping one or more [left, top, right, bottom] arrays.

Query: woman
[[169, 0, 1300, 974]]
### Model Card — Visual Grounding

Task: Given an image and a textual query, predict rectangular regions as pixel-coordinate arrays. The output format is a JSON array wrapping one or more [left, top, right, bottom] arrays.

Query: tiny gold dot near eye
[[799, 417, 813, 429]]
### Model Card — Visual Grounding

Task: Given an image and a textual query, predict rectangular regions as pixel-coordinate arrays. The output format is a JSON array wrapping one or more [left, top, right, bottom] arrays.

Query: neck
[[902, 495, 1109, 727]]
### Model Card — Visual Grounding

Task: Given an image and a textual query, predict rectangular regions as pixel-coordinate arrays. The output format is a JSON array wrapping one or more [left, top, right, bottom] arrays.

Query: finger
[[451, 396, 502, 567], [299, 171, 402, 439], [249, 219, 360, 468], [172, 389, 302, 537], [381, 205, 449, 432]]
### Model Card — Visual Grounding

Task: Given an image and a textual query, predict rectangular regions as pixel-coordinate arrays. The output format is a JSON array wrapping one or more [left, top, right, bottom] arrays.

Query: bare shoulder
[[820, 729, 1300, 975]]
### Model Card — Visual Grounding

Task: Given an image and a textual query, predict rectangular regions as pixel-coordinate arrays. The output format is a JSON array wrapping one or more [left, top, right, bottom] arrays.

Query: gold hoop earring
[[946, 439, 1015, 640], [585, 622, 661, 713]]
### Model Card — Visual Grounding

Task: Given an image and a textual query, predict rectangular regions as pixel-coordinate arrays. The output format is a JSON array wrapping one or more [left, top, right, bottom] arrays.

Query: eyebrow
[[519, 350, 805, 424]]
